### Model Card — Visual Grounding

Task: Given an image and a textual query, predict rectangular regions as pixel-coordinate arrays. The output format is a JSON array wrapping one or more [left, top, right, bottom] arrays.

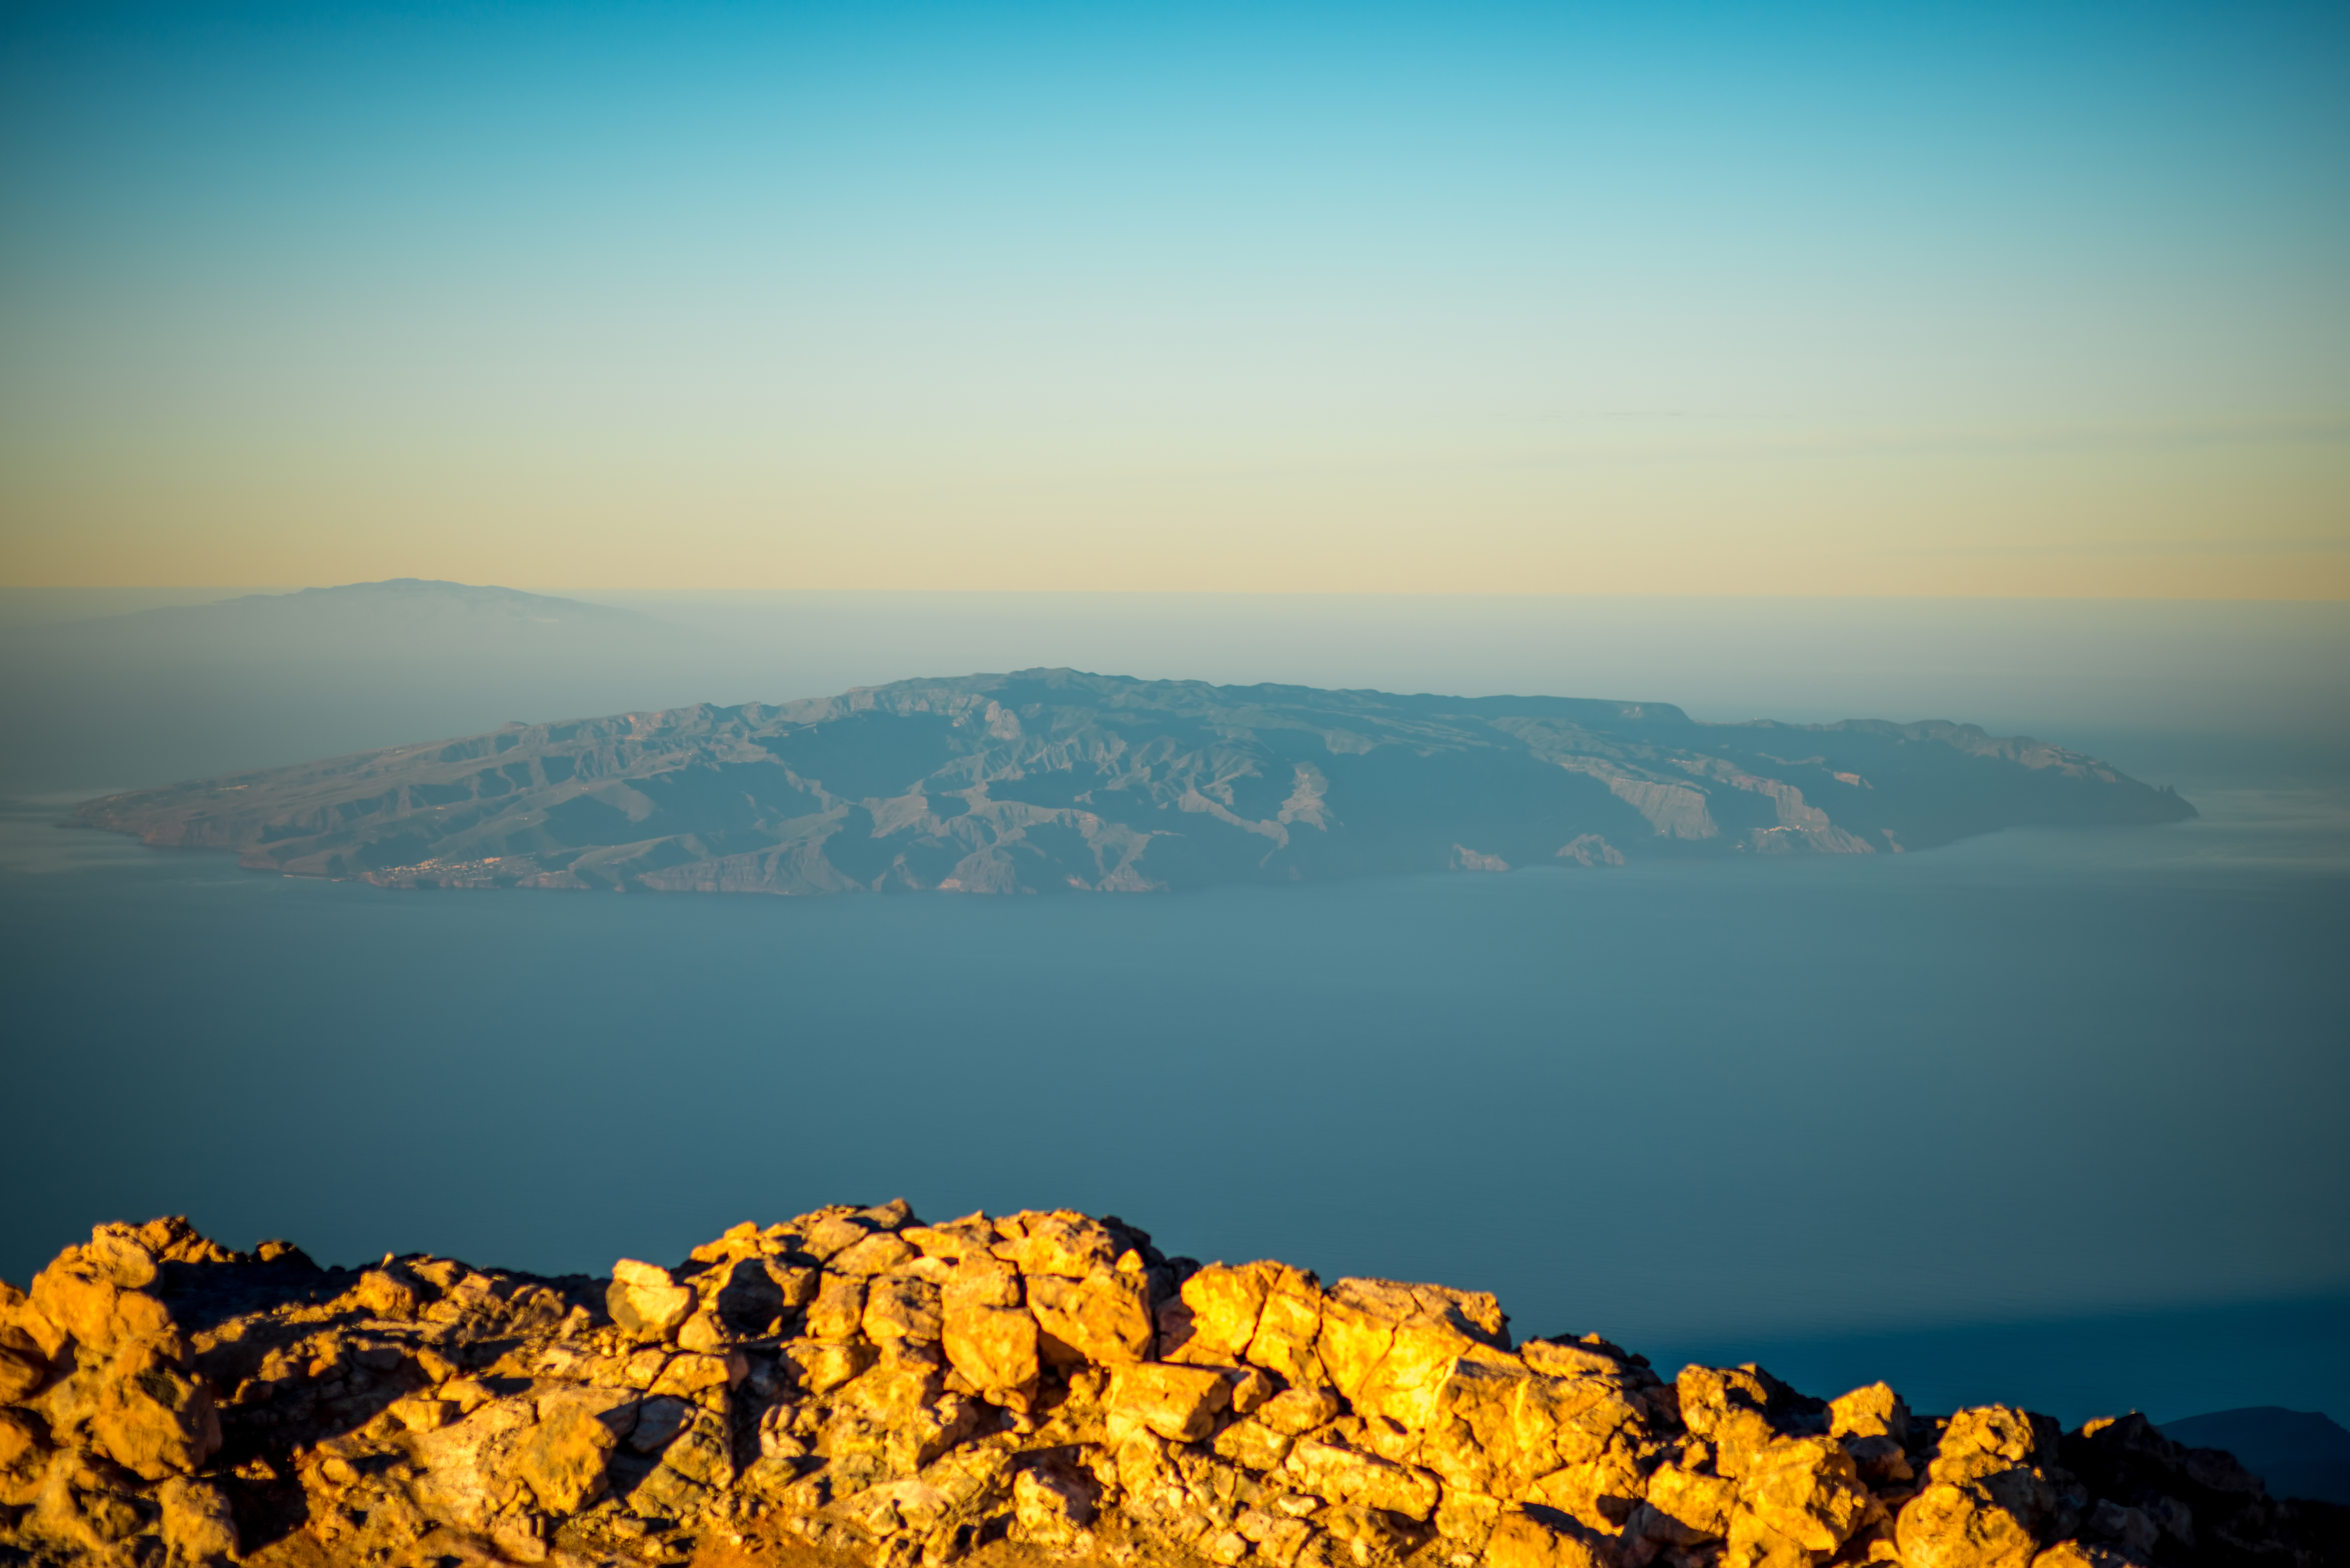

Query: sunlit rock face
[[2, 1206, 2338, 1568], [75, 669, 2195, 895]]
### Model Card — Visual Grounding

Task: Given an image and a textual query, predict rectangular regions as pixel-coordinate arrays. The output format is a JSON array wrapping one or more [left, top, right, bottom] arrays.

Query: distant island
[[74, 669, 2196, 895]]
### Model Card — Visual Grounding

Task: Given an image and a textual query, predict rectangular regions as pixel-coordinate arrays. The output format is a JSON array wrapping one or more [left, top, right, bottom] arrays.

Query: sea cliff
[[2, 1205, 2337, 1568]]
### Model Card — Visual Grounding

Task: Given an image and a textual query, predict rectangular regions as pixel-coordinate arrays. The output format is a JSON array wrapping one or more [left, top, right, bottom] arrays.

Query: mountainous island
[[74, 670, 2196, 895], [2, 1205, 2340, 1568]]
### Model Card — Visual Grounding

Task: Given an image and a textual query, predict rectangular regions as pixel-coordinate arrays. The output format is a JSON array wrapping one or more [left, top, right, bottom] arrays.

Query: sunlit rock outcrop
[[2, 1205, 2338, 1568]]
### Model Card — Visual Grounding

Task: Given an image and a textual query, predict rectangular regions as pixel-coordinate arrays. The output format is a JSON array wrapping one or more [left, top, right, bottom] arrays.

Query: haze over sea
[[1, 590, 2344, 1429]]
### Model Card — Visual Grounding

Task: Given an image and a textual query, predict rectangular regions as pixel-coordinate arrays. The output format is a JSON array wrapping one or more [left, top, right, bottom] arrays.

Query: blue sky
[[3, 0, 2345, 591]]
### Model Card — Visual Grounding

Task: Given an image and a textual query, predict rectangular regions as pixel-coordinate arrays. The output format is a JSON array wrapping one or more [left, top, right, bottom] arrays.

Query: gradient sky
[[2, 1, 2345, 594]]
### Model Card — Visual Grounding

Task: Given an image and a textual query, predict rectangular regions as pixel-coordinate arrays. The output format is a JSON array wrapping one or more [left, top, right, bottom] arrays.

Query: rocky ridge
[[74, 670, 2197, 896], [3, 1206, 2335, 1568]]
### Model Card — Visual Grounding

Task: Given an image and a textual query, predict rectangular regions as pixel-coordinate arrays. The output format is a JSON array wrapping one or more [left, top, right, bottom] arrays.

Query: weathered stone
[[29, 1255, 174, 1358], [156, 1476, 238, 1566], [864, 1275, 945, 1342], [1828, 1382, 1909, 1443], [831, 1233, 920, 1276], [938, 1259, 1041, 1400], [1317, 1277, 1506, 1413], [1107, 1361, 1234, 1443], [676, 1307, 731, 1353], [1484, 1508, 1613, 1568], [350, 1268, 420, 1320], [1520, 1337, 1641, 1381], [1641, 1464, 1735, 1542], [992, 1211, 1121, 1278], [0, 1408, 52, 1508], [808, 1272, 871, 1341], [2029, 1542, 2145, 1568], [1524, 1449, 1647, 1532], [1161, 1262, 1275, 1365], [608, 1259, 696, 1341], [649, 1349, 746, 1396], [1899, 1481, 2043, 1568], [0, 1325, 47, 1404], [1678, 1365, 1783, 1477], [1416, 1351, 1645, 1502], [2081, 1499, 2158, 1559], [1014, 1466, 1099, 1545], [1244, 1265, 1329, 1388], [1724, 1435, 1876, 1566], [1930, 1407, 2052, 1485], [1212, 1417, 1294, 1472], [90, 1340, 221, 1481], [1028, 1269, 1154, 1365], [780, 1336, 879, 1396], [1284, 1439, 1440, 1520], [1258, 1385, 1345, 1435], [514, 1400, 616, 1512], [1844, 1433, 1914, 1485]]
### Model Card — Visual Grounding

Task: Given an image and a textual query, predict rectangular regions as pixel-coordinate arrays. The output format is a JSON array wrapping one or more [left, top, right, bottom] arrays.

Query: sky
[[1, 0, 2345, 595]]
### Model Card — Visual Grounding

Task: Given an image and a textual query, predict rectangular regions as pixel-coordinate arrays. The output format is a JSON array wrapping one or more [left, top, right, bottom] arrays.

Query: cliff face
[[0, 1207, 2337, 1568], [74, 670, 2196, 896]]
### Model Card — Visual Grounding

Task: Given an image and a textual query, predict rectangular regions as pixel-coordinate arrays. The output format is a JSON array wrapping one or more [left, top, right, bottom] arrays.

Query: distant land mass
[[72, 669, 2197, 895]]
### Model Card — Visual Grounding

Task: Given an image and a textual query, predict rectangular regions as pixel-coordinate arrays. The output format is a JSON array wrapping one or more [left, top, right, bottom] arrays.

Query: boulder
[[606, 1260, 696, 1341], [1316, 1277, 1507, 1413], [1159, 1262, 1276, 1366], [1212, 1417, 1294, 1472], [513, 1399, 616, 1513], [0, 1325, 49, 1404], [2029, 1542, 2146, 1568], [1243, 1265, 1329, 1388], [940, 1261, 1040, 1395], [1484, 1508, 1616, 1568], [155, 1476, 238, 1567], [1107, 1362, 1234, 1443], [2081, 1499, 2158, 1559], [1257, 1385, 1344, 1435], [1899, 1480, 2045, 1568], [830, 1233, 920, 1277], [992, 1211, 1121, 1278], [1677, 1366, 1784, 1477], [1932, 1407, 2057, 1485], [1013, 1465, 1100, 1545], [89, 1340, 221, 1481], [1283, 1438, 1440, 1521], [1828, 1382, 1909, 1443], [0, 1408, 52, 1508], [1027, 1269, 1153, 1365], [863, 1275, 945, 1342], [807, 1272, 871, 1341], [1637, 1462, 1736, 1544], [1724, 1435, 1877, 1567], [780, 1336, 878, 1396], [28, 1252, 174, 1357]]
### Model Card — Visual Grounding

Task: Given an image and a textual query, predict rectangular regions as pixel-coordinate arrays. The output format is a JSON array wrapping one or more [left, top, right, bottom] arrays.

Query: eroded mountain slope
[[75, 671, 2196, 895]]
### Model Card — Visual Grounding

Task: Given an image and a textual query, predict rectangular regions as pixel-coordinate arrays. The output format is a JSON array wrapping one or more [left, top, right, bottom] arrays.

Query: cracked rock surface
[[1, 1206, 2340, 1568]]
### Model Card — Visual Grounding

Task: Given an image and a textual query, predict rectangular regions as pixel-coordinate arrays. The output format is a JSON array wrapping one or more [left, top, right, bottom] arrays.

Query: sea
[[1, 592, 2344, 1429]]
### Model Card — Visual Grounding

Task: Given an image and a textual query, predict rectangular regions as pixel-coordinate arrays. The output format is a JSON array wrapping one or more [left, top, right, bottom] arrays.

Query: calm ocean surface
[[3, 776, 2343, 1427]]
